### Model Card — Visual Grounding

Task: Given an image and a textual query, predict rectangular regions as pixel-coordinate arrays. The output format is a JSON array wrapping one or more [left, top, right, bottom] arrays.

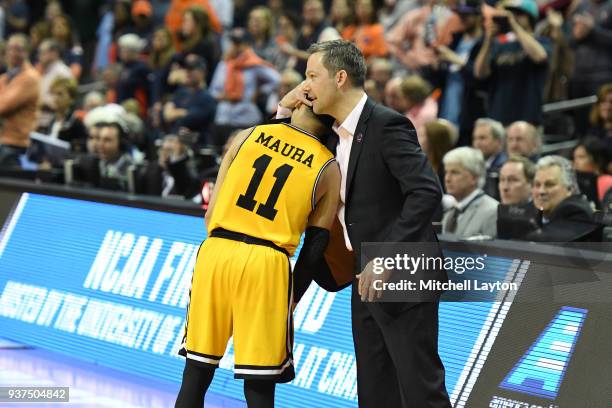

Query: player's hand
[[357, 260, 392, 302], [279, 80, 312, 110]]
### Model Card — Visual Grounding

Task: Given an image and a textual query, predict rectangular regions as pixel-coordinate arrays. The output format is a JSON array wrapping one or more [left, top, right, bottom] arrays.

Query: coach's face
[[304, 52, 338, 116]]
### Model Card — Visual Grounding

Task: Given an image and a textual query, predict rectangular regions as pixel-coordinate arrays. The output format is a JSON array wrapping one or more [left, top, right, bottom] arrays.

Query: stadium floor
[[0, 338, 245, 407]]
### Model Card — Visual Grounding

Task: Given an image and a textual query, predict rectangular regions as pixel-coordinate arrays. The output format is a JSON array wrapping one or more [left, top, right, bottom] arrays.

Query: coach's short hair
[[307, 40, 367, 87], [443, 146, 486, 187], [535, 155, 579, 193], [474, 118, 506, 142]]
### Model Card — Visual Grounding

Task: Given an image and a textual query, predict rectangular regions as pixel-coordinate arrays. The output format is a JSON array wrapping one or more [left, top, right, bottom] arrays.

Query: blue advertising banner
[[0, 193, 520, 407]]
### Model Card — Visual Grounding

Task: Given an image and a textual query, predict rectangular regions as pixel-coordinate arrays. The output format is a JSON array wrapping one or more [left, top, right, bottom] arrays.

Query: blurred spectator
[[41, 77, 88, 153], [37, 39, 73, 109], [472, 118, 507, 199], [149, 27, 176, 105], [341, 0, 389, 59], [175, 6, 221, 85], [81, 91, 105, 114], [140, 133, 201, 199], [386, 0, 461, 72], [247, 6, 277, 64], [4, 0, 29, 37], [383, 76, 409, 113], [116, 34, 151, 117], [209, 28, 280, 140], [536, 8, 571, 102], [588, 83, 612, 152], [506, 120, 540, 161], [498, 155, 535, 205], [274, 11, 301, 71], [364, 79, 384, 103], [572, 137, 612, 206], [163, 55, 217, 145], [0, 34, 41, 168], [267, 68, 303, 115], [97, 123, 134, 191], [474, 0, 551, 126], [29, 21, 50, 61], [368, 58, 393, 92], [527, 155, 597, 241], [442, 146, 499, 237], [400, 74, 438, 135], [421, 118, 457, 187], [209, 0, 233, 30], [131, 0, 155, 45], [165, 0, 222, 46], [432, 0, 486, 145], [568, 0, 612, 134], [379, 0, 420, 31], [49, 14, 83, 80], [292, 0, 341, 75], [330, 0, 354, 34]]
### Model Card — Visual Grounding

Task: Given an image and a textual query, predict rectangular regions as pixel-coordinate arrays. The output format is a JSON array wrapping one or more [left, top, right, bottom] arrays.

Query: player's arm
[[293, 160, 341, 302], [204, 128, 253, 228]]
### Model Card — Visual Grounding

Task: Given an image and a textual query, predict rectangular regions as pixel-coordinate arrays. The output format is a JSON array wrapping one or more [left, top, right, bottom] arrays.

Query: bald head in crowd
[[506, 121, 540, 159]]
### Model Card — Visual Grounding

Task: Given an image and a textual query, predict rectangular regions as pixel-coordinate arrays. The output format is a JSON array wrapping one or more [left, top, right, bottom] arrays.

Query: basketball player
[[175, 103, 341, 407]]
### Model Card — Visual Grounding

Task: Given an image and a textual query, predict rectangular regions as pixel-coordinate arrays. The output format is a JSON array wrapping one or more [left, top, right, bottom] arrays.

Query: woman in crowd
[[341, 0, 388, 59], [572, 137, 612, 206]]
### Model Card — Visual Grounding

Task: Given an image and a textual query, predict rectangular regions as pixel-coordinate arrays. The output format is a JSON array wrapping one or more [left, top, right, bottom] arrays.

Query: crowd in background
[[0, 0, 610, 242]]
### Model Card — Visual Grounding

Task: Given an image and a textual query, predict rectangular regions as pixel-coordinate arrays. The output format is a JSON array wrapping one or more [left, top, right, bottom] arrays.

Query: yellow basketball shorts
[[178, 236, 295, 382]]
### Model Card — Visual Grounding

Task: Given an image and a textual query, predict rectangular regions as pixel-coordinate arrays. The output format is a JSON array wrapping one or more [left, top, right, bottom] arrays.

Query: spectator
[[498, 155, 535, 205], [474, 0, 551, 126], [140, 133, 201, 199], [292, 0, 341, 75], [572, 137, 612, 205], [4, 0, 30, 37], [568, 0, 612, 134], [97, 123, 134, 191], [383, 76, 410, 113], [330, 0, 354, 34], [37, 39, 73, 109], [400, 74, 438, 135], [472, 118, 507, 199], [175, 6, 221, 85], [341, 0, 389, 59], [433, 0, 486, 145], [379, 0, 420, 32], [442, 146, 499, 237], [368, 58, 393, 93], [29, 21, 50, 61], [49, 14, 83, 80], [267, 68, 303, 115], [43, 77, 88, 153], [165, 0, 221, 46], [506, 120, 540, 161], [131, 0, 155, 45], [247, 6, 277, 64], [274, 11, 301, 71], [536, 8, 571, 102], [0, 34, 41, 168], [527, 155, 597, 241], [163, 55, 217, 145], [149, 27, 176, 105], [386, 0, 461, 72], [588, 83, 612, 146], [115, 33, 151, 117], [421, 119, 457, 187], [209, 28, 280, 139]]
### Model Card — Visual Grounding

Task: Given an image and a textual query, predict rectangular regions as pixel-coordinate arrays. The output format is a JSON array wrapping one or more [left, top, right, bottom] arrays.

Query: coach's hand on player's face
[[357, 260, 391, 302], [279, 80, 313, 110]]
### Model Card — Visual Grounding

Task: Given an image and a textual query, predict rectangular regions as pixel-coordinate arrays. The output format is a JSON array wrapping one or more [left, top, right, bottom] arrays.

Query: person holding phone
[[474, 0, 551, 126]]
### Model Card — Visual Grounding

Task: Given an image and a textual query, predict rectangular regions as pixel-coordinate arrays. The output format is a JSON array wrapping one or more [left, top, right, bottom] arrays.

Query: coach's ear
[[336, 70, 348, 89]]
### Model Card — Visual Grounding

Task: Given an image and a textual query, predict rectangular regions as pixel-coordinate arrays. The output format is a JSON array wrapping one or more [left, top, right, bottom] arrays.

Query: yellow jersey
[[207, 123, 335, 255]]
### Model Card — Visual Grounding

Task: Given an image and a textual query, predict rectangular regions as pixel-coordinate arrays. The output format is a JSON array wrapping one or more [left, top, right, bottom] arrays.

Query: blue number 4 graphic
[[499, 306, 587, 399]]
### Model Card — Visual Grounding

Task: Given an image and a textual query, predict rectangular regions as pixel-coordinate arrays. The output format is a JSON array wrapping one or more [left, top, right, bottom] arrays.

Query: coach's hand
[[279, 80, 312, 110], [357, 261, 392, 302]]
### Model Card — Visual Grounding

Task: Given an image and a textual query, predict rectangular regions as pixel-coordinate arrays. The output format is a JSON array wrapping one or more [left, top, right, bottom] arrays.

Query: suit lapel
[[346, 97, 375, 199]]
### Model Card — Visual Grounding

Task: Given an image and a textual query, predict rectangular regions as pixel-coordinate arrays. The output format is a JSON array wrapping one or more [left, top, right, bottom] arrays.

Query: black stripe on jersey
[[311, 158, 337, 210], [281, 123, 321, 142], [234, 356, 292, 370], [185, 349, 224, 360]]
